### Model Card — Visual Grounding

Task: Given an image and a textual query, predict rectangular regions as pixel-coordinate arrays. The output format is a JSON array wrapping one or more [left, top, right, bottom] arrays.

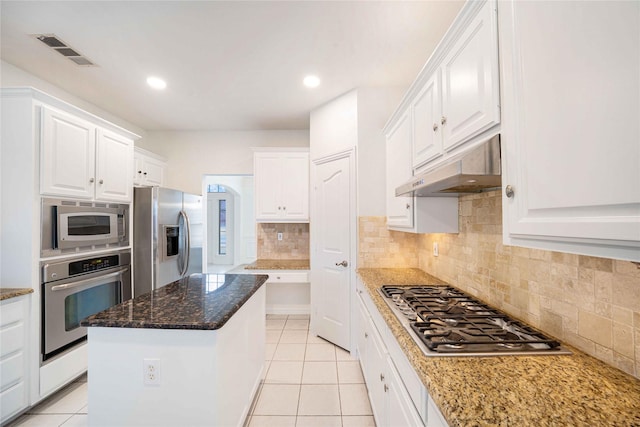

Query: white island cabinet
[[499, 0, 640, 261], [84, 275, 266, 427]]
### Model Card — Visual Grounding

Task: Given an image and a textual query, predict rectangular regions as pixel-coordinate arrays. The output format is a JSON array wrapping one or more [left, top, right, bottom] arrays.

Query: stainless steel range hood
[[396, 135, 501, 197]]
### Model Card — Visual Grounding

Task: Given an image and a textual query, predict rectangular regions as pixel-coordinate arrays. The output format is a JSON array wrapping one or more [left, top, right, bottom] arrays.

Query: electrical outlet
[[433, 242, 439, 257], [277, 232, 283, 241], [143, 358, 161, 386]]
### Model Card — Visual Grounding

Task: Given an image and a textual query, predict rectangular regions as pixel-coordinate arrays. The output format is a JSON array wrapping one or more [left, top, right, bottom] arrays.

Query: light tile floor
[[6, 374, 88, 427], [249, 314, 375, 427], [6, 314, 374, 427]]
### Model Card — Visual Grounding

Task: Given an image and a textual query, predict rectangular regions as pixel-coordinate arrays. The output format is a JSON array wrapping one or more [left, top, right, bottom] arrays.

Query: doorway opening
[[203, 175, 255, 274]]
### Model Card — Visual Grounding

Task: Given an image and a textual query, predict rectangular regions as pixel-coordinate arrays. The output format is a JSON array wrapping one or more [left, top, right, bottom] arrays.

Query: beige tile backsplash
[[257, 223, 309, 260], [358, 190, 640, 378]]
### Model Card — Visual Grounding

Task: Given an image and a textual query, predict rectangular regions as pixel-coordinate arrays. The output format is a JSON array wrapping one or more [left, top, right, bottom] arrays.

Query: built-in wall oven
[[41, 197, 129, 257], [41, 249, 131, 362]]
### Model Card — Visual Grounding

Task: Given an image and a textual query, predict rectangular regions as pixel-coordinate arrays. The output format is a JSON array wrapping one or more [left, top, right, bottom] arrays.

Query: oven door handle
[[50, 267, 129, 292]]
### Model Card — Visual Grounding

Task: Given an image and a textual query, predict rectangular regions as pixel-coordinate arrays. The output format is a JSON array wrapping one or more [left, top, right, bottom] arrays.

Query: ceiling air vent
[[33, 34, 96, 67]]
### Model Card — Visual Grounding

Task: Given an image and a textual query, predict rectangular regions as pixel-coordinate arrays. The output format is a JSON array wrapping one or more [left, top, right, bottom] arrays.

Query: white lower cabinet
[[0, 295, 30, 424], [356, 284, 448, 427]]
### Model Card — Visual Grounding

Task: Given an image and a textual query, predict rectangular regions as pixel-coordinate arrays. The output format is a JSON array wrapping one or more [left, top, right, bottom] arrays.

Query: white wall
[[309, 87, 403, 216], [0, 60, 145, 138], [137, 130, 309, 195], [309, 90, 358, 161]]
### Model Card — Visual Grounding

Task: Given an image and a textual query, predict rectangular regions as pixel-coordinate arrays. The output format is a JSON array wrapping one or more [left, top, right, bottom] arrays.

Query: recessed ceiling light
[[303, 75, 320, 88], [147, 76, 167, 90]]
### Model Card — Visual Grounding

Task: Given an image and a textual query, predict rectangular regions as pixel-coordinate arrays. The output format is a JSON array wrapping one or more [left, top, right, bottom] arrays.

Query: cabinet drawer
[[266, 272, 309, 283], [0, 323, 25, 358], [0, 351, 24, 391], [0, 298, 25, 327]]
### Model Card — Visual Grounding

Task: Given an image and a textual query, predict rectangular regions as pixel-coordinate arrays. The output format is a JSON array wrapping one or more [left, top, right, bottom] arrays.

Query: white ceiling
[[0, 1, 463, 131]]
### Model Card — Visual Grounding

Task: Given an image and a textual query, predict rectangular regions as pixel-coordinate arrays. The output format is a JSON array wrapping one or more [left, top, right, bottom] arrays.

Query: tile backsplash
[[257, 223, 309, 260], [358, 190, 640, 379]]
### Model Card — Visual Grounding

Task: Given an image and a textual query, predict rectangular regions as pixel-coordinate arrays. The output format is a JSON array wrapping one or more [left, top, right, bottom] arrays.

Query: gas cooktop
[[378, 285, 571, 357]]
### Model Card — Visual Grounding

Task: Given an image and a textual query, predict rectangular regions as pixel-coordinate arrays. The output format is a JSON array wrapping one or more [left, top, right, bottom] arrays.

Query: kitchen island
[[81, 273, 268, 427]]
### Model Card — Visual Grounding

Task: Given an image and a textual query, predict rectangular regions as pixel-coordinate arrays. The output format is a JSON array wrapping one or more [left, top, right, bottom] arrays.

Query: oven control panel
[[69, 255, 119, 275]]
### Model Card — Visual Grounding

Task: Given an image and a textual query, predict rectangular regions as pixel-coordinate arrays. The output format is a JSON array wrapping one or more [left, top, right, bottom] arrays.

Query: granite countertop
[[81, 273, 268, 330], [357, 268, 640, 426], [0, 288, 34, 301], [245, 259, 310, 270]]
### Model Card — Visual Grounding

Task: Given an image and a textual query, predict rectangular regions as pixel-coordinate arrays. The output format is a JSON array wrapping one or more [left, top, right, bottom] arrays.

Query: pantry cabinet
[[133, 147, 166, 186], [0, 294, 31, 424], [40, 106, 134, 202], [499, 0, 640, 261], [254, 150, 309, 222]]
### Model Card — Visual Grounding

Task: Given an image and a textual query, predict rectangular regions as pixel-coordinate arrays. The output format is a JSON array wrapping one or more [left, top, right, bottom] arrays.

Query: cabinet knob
[[441, 116, 447, 125], [384, 384, 389, 393], [505, 185, 515, 198], [99, 179, 104, 184], [278, 206, 282, 210], [432, 123, 438, 132], [283, 206, 286, 210], [364, 332, 368, 338], [143, 172, 147, 176], [138, 170, 142, 174], [406, 203, 411, 209], [380, 373, 385, 382], [89, 178, 95, 183]]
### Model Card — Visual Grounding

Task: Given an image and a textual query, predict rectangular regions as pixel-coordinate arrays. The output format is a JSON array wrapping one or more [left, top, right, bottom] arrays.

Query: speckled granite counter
[[81, 273, 268, 330], [0, 288, 33, 301], [245, 259, 310, 270], [358, 268, 640, 426]]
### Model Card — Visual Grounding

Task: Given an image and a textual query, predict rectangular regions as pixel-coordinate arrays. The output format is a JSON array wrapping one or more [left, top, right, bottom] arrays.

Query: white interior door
[[312, 153, 353, 350], [207, 192, 234, 265]]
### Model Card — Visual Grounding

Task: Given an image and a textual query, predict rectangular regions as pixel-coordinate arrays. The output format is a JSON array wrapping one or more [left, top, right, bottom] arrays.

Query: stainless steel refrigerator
[[133, 187, 203, 296]]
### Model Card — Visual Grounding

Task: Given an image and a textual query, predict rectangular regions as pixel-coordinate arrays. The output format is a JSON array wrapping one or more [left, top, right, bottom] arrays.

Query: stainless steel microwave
[[41, 198, 129, 257]]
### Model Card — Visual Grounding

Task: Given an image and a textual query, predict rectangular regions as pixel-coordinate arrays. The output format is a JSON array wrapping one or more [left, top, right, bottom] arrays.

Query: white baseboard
[[266, 304, 311, 315]]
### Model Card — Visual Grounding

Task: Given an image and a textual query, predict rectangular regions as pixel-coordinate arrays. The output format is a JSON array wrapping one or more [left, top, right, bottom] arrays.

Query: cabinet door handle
[[138, 170, 143, 174], [441, 116, 447, 125], [278, 206, 282, 210], [99, 179, 104, 184], [406, 203, 411, 209], [335, 260, 348, 267], [384, 384, 389, 393], [89, 178, 95, 183], [283, 206, 286, 210], [505, 185, 515, 198], [432, 123, 438, 132], [379, 373, 385, 382], [143, 172, 147, 176], [364, 332, 368, 338]]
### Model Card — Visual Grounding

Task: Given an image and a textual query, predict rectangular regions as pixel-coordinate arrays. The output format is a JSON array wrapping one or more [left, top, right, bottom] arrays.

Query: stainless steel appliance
[[395, 134, 501, 197], [41, 197, 129, 257], [41, 249, 131, 362], [379, 285, 570, 356], [133, 187, 203, 296]]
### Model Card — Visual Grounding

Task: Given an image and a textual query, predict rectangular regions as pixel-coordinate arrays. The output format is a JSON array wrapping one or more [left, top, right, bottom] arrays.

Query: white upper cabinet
[[95, 128, 133, 201], [440, 0, 500, 152], [134, 147, 166, 187], [391, 0, 500, 171], [499, 0, 640, 261], [385, 110, 458, 234], [412, 71, 443, 167], [40, 107, 96, 199], [254, 150, 309, 222], [41, 105, 135, 202], [386, 112, 414, 229]]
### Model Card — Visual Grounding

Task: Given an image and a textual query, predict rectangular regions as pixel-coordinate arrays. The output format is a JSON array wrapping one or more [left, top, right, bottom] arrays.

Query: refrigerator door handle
[[178, 210, 191, 277]]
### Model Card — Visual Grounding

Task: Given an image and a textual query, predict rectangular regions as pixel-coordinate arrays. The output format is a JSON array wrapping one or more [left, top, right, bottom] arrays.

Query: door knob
[[335, 260, 348, 267]]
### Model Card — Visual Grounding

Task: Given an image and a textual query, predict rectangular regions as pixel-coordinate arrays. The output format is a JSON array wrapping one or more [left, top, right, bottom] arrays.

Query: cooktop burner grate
[[379, 284, 570, 356]]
